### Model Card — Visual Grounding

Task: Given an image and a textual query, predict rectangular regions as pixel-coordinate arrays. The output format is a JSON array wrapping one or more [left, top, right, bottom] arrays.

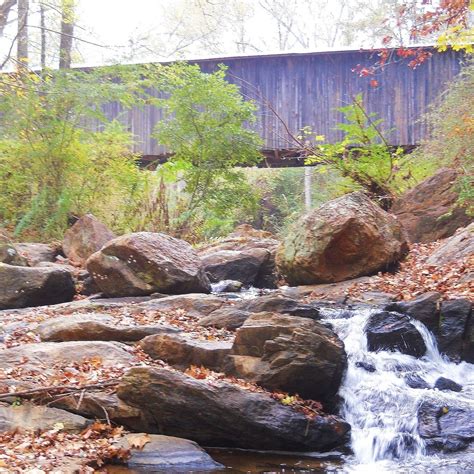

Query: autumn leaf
[[126, 433, 151, 450]]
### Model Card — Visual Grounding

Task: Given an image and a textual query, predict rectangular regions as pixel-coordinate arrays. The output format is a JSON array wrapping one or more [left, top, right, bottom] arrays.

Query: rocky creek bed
[[0, 186, 472, 472]]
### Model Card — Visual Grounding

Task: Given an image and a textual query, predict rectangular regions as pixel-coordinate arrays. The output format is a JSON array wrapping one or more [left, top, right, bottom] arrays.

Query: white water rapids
[[321, 307, 474, 473]]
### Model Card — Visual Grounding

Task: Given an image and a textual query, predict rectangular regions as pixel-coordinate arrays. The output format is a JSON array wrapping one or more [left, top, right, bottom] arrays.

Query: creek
[[108, 301, 474, 473]]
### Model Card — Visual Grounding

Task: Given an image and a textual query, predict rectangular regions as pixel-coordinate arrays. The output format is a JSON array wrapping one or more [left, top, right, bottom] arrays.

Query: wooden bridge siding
[[99, 49, 464, 156]]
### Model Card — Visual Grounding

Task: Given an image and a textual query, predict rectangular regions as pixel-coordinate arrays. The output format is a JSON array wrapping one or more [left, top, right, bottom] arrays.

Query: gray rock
[[0, 403, 89, 433], [0, 263, 75, 310], [35, 314, 179, 342], [87, 232, 211, 297], [365, 311, 427, 357], [15, 243, 59, 266], [121, 434, 224, 471]]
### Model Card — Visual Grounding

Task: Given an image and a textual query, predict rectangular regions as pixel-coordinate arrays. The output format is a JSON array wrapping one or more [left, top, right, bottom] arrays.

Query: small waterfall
[[321, 307, 474, 472]]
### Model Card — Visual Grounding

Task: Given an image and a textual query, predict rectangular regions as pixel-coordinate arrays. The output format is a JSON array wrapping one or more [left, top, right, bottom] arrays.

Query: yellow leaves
[[315, 134, 325, 142], [442, 406, 449, 414], [126, 433, 151, 450], [281, 395, 296, 405]]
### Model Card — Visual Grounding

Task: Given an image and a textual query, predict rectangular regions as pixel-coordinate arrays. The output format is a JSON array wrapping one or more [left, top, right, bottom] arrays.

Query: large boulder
[[63, 214, 116, 266], [15, 243, 59, 266], [35, 314, 179, 343], [87, 232, 211, 297], [201, 248, 270, 286], [228, 312, 347, 403], [117, 367, 350, 451], [198, 225, 280, 288], [276, 192, 409, 285], [392, 168, 472, 243], [426, 223, 474, 266], [0, 263, 75, 310], [365, 311, 427, 357]]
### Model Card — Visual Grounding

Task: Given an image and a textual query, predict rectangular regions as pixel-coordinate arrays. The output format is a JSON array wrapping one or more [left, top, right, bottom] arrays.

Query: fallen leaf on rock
[[126, 433, 151, 450]]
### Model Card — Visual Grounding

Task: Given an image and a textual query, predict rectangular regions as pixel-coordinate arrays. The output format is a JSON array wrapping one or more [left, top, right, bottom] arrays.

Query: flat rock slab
[[120, 434, 224, 471], [0, 341, 136, 370], [117, 367, 350, 452], [0, 403, 89, 433], [35, 314, 179, 342], [137, 294, 225, 318]]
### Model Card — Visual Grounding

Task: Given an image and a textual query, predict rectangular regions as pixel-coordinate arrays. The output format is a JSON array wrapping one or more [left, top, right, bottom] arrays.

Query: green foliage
[[0, 67, 149, 239], [148, 63, 263, 239], [304, 94, 428, 208], [412, 60, 474, 214], [0, 62, 264, 241]]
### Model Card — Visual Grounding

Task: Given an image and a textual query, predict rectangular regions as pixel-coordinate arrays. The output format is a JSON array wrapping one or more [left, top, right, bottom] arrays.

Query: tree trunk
[[40, 2, 46, 69], [16, 0, 28, 67], [0, 0, 16, 37], [59, 0, 75, 69]]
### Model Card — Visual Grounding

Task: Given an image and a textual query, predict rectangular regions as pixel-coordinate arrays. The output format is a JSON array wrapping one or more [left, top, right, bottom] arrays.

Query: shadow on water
[[105, 449, 342, 473]]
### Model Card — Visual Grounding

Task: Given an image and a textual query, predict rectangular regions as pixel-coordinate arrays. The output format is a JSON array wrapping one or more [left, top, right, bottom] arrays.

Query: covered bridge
[[101, 47, 465, 166]]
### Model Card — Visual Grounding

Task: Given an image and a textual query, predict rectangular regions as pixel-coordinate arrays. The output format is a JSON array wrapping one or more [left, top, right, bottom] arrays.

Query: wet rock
[[198, 225, 280, 288], [0, 403, 90, 433], [15, 243, 59, 266], [0, 263, 75, 310], [211, 280, 243, 293], [436, 298, 473, 362], [63, 214, 116, 266], [355, 361, 376, 372], [228, 312, 347, 402], [405, 374, 431, 389], [117, 367, 350, 451], [276, 192, 409, 285], [35, 314, 179, 342], [212, 280, 243, 293], [418, 401, 474, 453], [139, 334, 232, 371], [199, 308, 251, 330], [87, 232, 211, 297], [391, 168, 472, 243], [385, 292, 441, 332], [365, 311, 427, 357], [121, 434, 224, 471], [201, 248, 270, 286], [434, 377, 462, 392], [427, 222, 474, 266], [238, 294, 320, 319]]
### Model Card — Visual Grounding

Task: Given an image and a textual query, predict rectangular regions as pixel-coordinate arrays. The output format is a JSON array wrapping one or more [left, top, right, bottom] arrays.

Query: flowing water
[[107, 303, 474, 473], [321, 306, 474, 473]]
